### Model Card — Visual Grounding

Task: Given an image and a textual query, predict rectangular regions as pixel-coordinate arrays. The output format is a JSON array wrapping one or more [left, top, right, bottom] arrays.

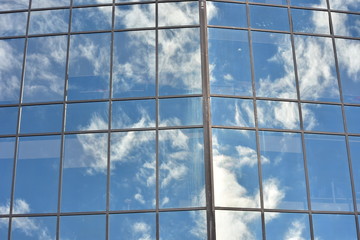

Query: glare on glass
[[292, 9, 330, 34], [62, 133, 107, 212], [0, 138, 15, 214], [207, 2, 247, 28], [159, 129, 205, 208], [115, 4, 155, 29], [252, 31, 296, 99], [158, 2, 199, 27], [250, 5, 289, 31], [349, 137, 360, 209], [302, 103, 344, 133], [0, 0, 28, 10], [313, 214, 358, 240], [23, 36, 67, 102], [0, 12, 27, 37], [68, 33, 111, 100], [65, 101, 109, 132], [113, 31, 155, 98], [31, 0, 70, 8], [305, 134, 353, 211], [211, 97, 255, 127], [159, 97, 202, 127], [29, 9, 69, 34], [110, 131, 156, 210], [208, 28, 252, 96], [0, 107, 18, 135], [60, 215, 106, 240], [11, 216, 56, 240], [15, 135, 61, 213], [71, 6, 112, 32], [257, 100, 300, 130]]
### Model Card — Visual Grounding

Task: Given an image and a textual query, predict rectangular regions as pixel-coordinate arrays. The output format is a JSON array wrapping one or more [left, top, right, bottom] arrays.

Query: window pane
[[71, 7, 112, 32], [0, 218, 8, 239], [332, 13, 360, 38], [305, 134, 353, 211], [15, 135, 60, 213], [0, 0, 28, 10], [329, 0, 360, 11], [0, 12, 27, 37], [313, 214, 358, 240], [29, 9, 69, 34], [291, 0, 326, 8], [110, 131, 156, 210], [31, 0, 70, 8], [0, 107, 18, 135], [349, 137, 360, 209], [250, 0, 287, 4], [60, 215, 106, 240], [158, 2, 198, 26], [62, 133, 107, 212], [292, 9, 330, 34], [11, 216, 56, 240], [115, 4, 155, 29], [208, 2, 247, 28], [250, 5, 289, 31], [213, 129, 260, 208], [0, 138, 15, 214], [159, 129, 205, 208], [73, 0, 112, 5]]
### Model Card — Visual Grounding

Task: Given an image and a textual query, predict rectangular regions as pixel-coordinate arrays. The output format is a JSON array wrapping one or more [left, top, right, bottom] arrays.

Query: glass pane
[[115, 4, 155, 29], [159, 97, 202, 127], [62, 133, 107, 212], [73, 0, 112, 5], [294, 35, 340, 102], [213, 129, 260, 208], [23, 36, 67, 102], [291, 0, 326, 8], [292, 9, 330, 34], [302, 103, 344, 133], [329, 0, 360, 11], [208, 2, 247, 28], [158, 2, 198, 26], [14, 135, 60, 213], [20, 104, 63, 134], [158, 28, 201, 95], [112, 100, 155, 129], [71, 6, 112, 32], [252, 32, 296, 99], [0, 12, 27, 37], [265, 213, 310, 240], [216, 211, 262, 239], [68, 33, 111, 100], [208, 28, 252, 96], [336, 38, 360, 104], [0, 138, 15, 214], [0, 107, 18, 135], [0, 218, 8, 239], [257, 100, 300, 130], [11, 216, 56, 240], [349, 137, 360, 208], [0, 0, 28, 10], [29, 9, 69, 34], [305, 134, 353, 211], [31, 0, 70, 8], [109, 213, 156, 240], [0, 38, 24, 104], [211, 97, 255, 127], [65, 102, 109, 132], [259, 132, 307, 210], [250, 0, 287, 4], [110, 131, 156, 210], [313, 214, 358, 240], [113, 31, 155, 98], [159, 129, 205, 208], [332, 13, 360, 38], [250, 5, 289, 31], [160, 211, 207, 240], [60, 215, 106, 240]]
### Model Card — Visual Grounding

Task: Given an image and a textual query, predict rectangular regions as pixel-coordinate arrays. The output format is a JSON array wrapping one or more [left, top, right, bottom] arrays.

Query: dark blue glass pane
[[60, 215, 106, 240], [0, 107, 18, 135]]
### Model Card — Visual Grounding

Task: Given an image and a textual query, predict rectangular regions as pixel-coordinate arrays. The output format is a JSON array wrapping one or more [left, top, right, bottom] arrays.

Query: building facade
[[0, 0, 359, 239]]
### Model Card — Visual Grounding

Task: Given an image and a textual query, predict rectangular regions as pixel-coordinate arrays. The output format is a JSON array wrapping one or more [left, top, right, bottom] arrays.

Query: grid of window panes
[[207, 0, 360, 239]]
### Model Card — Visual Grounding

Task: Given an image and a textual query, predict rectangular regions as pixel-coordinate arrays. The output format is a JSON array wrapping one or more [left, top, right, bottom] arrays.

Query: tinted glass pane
[[60, 215, 106, 240], [160, 211, 207, 240], [333, 13, 360, 38], [211, 97, 255, 127], [216, 211, 262, 239], [158, 2, 198, 26], [349, 137, 360, 208], [112, 100, 155, 129], [31, 0, 70, 8], [294, 35, 340, 102], [115, 4, 155, 29], [252, 32, 296, 99], [29, 9, 69, 34], [109, 213, 156, 240], [20, 104, 63, 134], [159, 129, 205, 208], [71, 7, 112, 32], [68, 33, 111, 100], [113, 31, 155, 98], [15, 135, 60, 213], [159, 97, 202, 127], [11, 216, 56, 240], [0, 39, 24, 104], [208, 2, 247, 28], [302, 103, 344, 133], [291, 0, 326, 8], [250, 5, 289, 31], [257, 100, 300, 130], [313, 214, 357, 240], [65, 102, 109, 132], [110, 131, 156, 210], [0, 12, 27, 37], [0, 107, 18, 135], [213, 129, 260, 208], [305, 134, 353, 211], [265, 213, 310, 240], [62, 133, 107, 212], [292, 9, 330, 34], [208, 28, 252, 96], [158, 28, 201, 95], [0, 138, 15, 214], [0, 0, 28, 10], [260, 132, 307, 210], [23, 36, 67, 102]]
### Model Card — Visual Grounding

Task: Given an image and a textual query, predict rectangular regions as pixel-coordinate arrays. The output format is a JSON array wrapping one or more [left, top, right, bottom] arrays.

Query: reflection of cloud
[[132, 221, 152, 240], [284, 220, 306, 240]]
